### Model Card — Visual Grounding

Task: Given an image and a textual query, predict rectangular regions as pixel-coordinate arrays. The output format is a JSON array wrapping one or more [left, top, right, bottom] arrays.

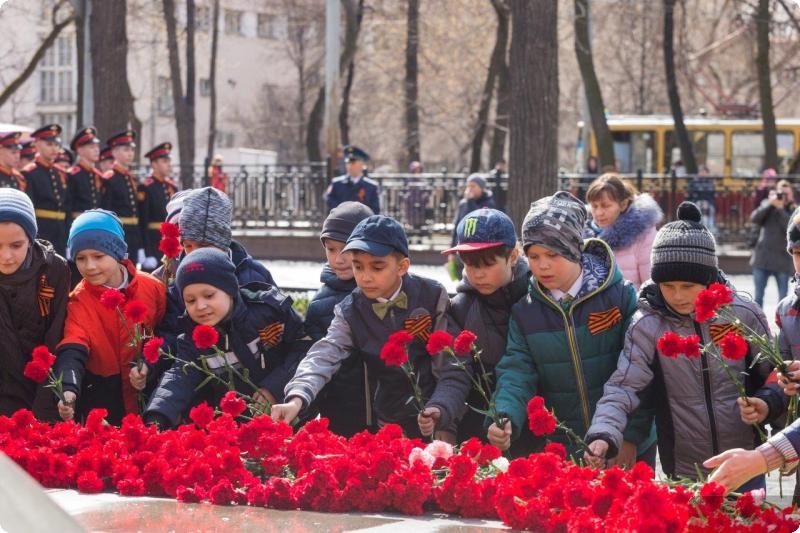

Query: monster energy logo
[[463, 217, 479, 237]]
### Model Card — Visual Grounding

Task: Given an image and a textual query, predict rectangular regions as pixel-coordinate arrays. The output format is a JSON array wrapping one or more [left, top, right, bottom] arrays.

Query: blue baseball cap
[[342, 215, 409, 257], [442, 208, 517, 254]]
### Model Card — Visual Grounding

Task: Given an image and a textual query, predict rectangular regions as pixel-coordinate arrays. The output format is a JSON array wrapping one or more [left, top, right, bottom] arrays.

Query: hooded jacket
[[586, 276, 785, 480], [450, 192, 496, 247]]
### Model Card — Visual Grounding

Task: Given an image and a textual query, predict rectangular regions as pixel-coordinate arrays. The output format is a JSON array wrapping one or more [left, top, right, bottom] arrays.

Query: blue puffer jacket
[[305, 265, 357, 342], [145, 282, 306, 427]]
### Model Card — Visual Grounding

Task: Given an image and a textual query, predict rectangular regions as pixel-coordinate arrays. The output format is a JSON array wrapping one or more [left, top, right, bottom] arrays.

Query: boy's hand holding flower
[[737, 396, 769, 425], [585, 440, 609, 468], [778, 360, 800, 396], [270, 397, 302, 423], [129, 365, 148, 391], [487, 419, 512, 451], [58, 391, 77, 421]]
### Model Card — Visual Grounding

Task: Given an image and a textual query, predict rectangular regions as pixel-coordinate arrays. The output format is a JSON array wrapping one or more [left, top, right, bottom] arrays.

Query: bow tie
[[372, 291, 408, 319]]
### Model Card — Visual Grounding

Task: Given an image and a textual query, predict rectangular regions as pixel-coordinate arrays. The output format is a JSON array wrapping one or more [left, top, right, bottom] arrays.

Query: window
[[38, 35, 75, 104], [663, 130, 725, 175], [39, 113, 75, 136], [195, 5, 210, 31], [157, 76, 174, 116], [215, 131, 235, 148], [731, 131, 795, 176], [199, 78, 211, 97], [224, 9, 243, 35], [257, 13, 278, 39], [611, 130, 656, 173]]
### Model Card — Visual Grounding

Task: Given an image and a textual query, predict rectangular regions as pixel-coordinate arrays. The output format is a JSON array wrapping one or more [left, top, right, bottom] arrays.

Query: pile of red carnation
[[0, 408, 797, 531]]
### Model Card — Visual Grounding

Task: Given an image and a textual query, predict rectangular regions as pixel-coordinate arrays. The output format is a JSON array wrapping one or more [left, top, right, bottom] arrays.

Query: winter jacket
[[451, 192, 496, 247], [584, 193, 663, 289], [144, 283, 306, 427], [586, 277, 785, 480], [305, 265, 356, 342], [0, 240, 69, 417], [493, 239, 655, 456], [750, 200, 795, 273], [56, 260, 166, 425], [286, 273, 470, 438], [777, 278, 800, 360]]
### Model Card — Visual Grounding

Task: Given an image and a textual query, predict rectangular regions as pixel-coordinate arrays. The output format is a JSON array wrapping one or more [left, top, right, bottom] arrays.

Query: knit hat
[[467, 173, 487, 190], [650, 201, 718, 286], [787, 207, 800, 252], [180, 187, 232, 249], [321, 201, 374, 243], [0, 188, 37, 242], [175, 247, 239, 300], [521, 191, 586, 262], [67, 209, 127, 261], [165, 189, 193, 226]]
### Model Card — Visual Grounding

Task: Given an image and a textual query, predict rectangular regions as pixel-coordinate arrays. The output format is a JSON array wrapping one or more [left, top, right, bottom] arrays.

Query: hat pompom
[[676, 201, 702, 223]]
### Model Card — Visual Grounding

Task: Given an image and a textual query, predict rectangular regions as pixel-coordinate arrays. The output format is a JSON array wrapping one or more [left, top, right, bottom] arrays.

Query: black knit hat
[[787, 207, 800, 253], [320, 201, 374, 243], [651, 202, 718, 286], [175, 248, 239, 299]]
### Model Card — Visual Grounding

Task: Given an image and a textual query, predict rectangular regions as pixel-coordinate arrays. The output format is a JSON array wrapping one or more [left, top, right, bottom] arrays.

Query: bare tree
[[404, 0, 421, 165], [0, 1, 75, 108], [340, 0, 364, 146], [663, 0, 696, 174], [163, 0, 196, 188], [489, 1, 511, 172], [205, 0, 220, 166], [574, 0, 614, 169], [508, 0, 559, 225], [756, 0, 778, 170]]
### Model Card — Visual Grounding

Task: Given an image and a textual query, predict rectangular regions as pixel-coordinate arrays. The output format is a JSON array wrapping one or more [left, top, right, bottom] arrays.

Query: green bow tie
[[372, 291, 408, 319]]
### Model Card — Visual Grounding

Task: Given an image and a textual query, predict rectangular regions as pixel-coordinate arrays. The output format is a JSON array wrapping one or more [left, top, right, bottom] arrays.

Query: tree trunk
[[404, 0, 421, 165], [306, 87, 325, 162], [663, 0, 697, 174], [91, 0, 139, 144], [489, 6, 510, 172], [469, 0, 509, 173], [206, 0, 220, 166], [163, 0, 196, 188], [574, 0, 614, 169], [757, 0, 778, 171], [507, 0, 559, 225], [0, 2, 75, 108], [75, 14, 85, 125], [339, 0, 364, 147]]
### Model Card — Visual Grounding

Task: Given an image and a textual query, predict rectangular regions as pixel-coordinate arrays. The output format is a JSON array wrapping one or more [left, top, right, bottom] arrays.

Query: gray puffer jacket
[[586, 276, 786, 480]]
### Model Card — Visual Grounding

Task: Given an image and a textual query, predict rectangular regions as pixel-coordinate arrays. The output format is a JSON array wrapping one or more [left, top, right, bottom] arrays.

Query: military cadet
[[69, 127, 107, 220], [325, 145, 381, 214], [97, 145, 114, 174], [103, 130, 144, 265], [139, 142, 178, 271], [19, 141, 36, 169], [23, 124, 69, 255], [0, 132, 26, 190]]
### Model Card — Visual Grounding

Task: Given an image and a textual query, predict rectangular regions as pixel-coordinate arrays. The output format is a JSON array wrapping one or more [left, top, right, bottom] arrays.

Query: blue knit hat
[[175, 247, 239, 299], [0, 188, 37, 242], [67, 209, 127, 261]]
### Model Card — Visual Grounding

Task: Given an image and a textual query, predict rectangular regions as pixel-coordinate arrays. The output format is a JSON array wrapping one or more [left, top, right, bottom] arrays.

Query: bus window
[[611, 130, 655, 173], [732, 131, 795, 175], [663, 130, 724, 174]]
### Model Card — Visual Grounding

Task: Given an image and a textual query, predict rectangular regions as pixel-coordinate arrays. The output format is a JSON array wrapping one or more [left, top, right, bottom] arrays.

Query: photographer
[[750, 179, 796, 307]]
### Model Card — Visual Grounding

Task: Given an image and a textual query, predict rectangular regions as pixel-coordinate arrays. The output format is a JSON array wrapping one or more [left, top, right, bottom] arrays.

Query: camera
[[777, 192, 785, 200]]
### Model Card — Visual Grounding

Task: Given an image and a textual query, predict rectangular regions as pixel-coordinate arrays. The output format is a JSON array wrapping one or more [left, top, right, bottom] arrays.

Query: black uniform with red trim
[[102, 130, 143, 254], [0, 132, 26, 190], [68, 127, 106, 218], [23, 125, 69, 255], [140, 143, 178, 258]]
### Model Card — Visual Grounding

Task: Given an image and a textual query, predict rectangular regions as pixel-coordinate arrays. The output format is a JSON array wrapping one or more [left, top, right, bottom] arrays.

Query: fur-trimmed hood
[[584, 193, 663, 250]]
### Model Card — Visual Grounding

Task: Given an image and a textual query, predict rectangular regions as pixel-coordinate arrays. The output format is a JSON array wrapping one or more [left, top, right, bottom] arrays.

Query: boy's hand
[[704, 448, 767, 493], [253, 388, 276, 409], [778, 360, 800, 396], [738, 397, 768, 425], [129, 365, 148, 391], [417, 407, 441, 436], [607, 440, 636, 469], [58, 391, 77, 421], [270, 397, 302, 423], [487, 420, 512, 451], [585, 440, 608, 468]]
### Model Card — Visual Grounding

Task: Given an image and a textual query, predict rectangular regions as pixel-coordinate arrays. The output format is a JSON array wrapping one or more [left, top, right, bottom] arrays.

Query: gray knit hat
[[180, 187, 232, 250], [320, 201, 374, 243], [467, 173, 487, 190], [521, 191, 586, 262], [0, 188, 37, 242], [651, 201, 718, 286]]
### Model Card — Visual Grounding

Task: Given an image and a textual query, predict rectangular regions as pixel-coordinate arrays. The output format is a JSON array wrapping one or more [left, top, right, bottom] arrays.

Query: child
[[487, 191, 656, 464], [0, 189, 70, 420], [143, 248, 305, 428], [446, 174, 496, 280], [271, 215, 470, 441], [441, 207, 530, 443], [55, 209, 166, 425], [585, 202, 784, 490], [304, 201, 374, 436]]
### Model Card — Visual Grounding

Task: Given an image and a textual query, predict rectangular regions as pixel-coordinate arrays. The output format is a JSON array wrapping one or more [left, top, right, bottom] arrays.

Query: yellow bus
[[588, 115, 800, 176]]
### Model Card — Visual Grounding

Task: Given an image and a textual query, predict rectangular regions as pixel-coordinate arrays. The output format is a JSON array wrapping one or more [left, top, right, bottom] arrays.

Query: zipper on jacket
[[695, 322, 720, 455]]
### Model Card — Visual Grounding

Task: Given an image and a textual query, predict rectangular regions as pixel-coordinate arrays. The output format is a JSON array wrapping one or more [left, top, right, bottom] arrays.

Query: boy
[[442, 208, 530, 442], [446, 174, 496, 281], [55, 209, 166, 425], [272, 215, 469, 441], [487, 191, 656, 463], [304, 201, 374, 436], [143, 248, 305, 429], [585, 202, 784, 490]]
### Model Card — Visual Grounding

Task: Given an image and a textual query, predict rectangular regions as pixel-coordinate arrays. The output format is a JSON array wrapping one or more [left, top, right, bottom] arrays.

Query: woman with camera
[[750, 178, 796, 307]]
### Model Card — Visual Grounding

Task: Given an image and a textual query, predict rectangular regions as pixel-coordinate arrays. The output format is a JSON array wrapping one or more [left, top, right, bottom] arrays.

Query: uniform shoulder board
[[100, 170, 113, 180], [143, 177, 154, 186], [165, 178, 178, 188], [332, 175, 349, 184], [22, 162, 36, 173], [363, 177, 379, 186], [69, 166, 81, 175], [54, 163, 69, 174]]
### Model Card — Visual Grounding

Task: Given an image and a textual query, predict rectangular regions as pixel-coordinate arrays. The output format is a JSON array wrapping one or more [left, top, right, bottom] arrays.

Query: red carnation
[[76, 471, 105, 494], [388, 330, 414, 346], [160, 221, 180, 239], [23, 360, 50, 383], [380, 341, 408, 367], [426, 330, 453, 355], [527, 395, 545, 411], [100, 288, 126, 310], [189, 402, 215, 429], [142, 337, 164, 364], [543, 442, 567, 459], [123, 300, 149, 324], [192, 324, 219, 349], [159, 237, 181, 259], [219, 391, 247, 417], [682, 334, 701, 358], [31, 345, 55, 365], [657, 331, 684, 358], [719, 332, 748, 361], [695, 283, 733, 323], [528, 408, 557, 436], [453, 330, 478, 354]]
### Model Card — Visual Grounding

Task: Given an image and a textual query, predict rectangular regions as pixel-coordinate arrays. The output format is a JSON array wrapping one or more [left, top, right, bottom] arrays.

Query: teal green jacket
[[493, 239, 656, 456]]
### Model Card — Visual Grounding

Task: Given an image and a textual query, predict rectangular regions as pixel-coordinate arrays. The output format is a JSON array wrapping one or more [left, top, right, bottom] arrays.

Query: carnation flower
[[23, 360, 50, 383], [388, 330, 414, 346], [453, 330, 478, 354], [527, 396, 556, 436], [160, 221, 181, 239], [192, 325, 219, 349], [408, 447, 435, 468], [123, 300, 149, 324], [543, 442, 567, 459], [189, 402, 215, 429], [490, 456, 510, 472], [719, 332, 748, 361], [219, 391, 247, 417], [682, 334, 701, 358], [695, 282, 734, 323], [31, 345, 56, 365], [380, 341, 408, 367], [424, 440, 454, 461], [142, 337, 164, 364], [426, 330, 453, 355], [100, 288, 126, 310], [657, 331, 684, 358], [159, 237, 182, 258]]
